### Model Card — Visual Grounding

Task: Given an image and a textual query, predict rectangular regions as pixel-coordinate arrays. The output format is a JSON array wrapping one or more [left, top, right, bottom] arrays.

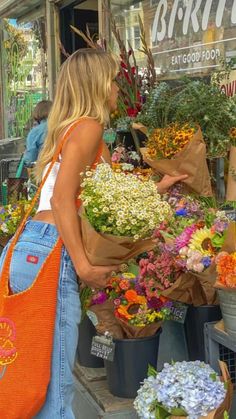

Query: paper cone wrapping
[[88, 301, 162, 339], [80, 209, 155, 266], [116, 318, 162, 339], [132, 122, 148, 135], [140, 128, 212, 196], [161, 269, 218, 306], [88, 301, 124, 339], [226, 146, 236, 201], [171, 361, 233, 419]]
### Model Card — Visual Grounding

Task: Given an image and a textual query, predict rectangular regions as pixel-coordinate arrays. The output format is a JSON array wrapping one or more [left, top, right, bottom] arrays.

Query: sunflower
[[115, 290, 147, 321], [189, 227, 215, 256]]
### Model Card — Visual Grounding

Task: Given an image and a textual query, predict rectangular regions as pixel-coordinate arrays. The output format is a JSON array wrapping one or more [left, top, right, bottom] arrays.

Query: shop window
[[126, 25, 140, 50]]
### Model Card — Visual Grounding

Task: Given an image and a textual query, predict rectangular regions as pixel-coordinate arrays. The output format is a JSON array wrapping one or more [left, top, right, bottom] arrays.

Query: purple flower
[[91, 291, 107, 305], [201, 256, 211, 268], [214, 220, 228, 233], [147, 297, 163, 309]]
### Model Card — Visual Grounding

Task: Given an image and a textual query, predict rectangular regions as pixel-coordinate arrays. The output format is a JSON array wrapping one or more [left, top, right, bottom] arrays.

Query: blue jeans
[[0, 221, 81, 418]]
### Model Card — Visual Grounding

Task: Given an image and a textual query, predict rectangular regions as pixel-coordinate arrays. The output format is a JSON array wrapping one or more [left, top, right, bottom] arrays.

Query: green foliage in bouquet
[[173, 80, 236, 157], [136, 78, 236, 157]]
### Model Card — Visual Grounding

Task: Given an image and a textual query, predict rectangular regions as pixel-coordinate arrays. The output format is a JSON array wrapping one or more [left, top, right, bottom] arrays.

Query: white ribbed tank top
[[37, 161, 60, 212], [37, 155, 106, 213]]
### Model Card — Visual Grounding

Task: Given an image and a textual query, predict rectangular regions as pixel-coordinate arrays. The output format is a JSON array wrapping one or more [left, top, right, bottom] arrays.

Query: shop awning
[[0, 0, 44, 21]]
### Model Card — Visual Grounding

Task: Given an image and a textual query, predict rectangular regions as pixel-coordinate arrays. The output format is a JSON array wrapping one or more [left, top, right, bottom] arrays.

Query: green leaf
[[171, 407, 187, 416], [211, 232, 226, 248], [155, 403, 171, 419], [210, 372, 217, 381], [127, 263, 139, 276], [148, 364, 157, 377]]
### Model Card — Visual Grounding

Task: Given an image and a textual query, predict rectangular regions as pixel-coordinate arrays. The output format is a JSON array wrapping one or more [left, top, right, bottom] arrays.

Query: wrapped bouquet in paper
[[139, 208, 230, 305], [79, 163, 172, 265], [140, 123, 212, 196], [87, 273, 171, 339], [134, 360, 232, 419], [226, 127, 236, 201]]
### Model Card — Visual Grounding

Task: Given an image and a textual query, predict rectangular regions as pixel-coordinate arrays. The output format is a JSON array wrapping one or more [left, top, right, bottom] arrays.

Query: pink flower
[[175, 225, 198, 251]]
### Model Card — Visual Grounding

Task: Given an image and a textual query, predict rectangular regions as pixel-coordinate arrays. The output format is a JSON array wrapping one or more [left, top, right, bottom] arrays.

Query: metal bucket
[[218, 289, 236, 340]]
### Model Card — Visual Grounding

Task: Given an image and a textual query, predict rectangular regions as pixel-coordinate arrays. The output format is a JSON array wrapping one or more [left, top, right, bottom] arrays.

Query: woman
[[0, 49, 186, 418], [23, 100, 52, 167]]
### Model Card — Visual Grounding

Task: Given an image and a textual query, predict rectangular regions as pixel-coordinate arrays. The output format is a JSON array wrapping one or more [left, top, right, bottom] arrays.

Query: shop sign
[[220, 70, 236, 97], [152, 0, 236, 43], [151, 0, 236, 73], [169, 301, 188, 324], [91, 334, 115, 361]]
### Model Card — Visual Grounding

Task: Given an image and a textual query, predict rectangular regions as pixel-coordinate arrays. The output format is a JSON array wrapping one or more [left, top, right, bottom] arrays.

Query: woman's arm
[[51, 119, 118, 288]]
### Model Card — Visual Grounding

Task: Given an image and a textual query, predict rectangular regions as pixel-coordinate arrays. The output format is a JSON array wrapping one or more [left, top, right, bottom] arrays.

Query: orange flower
[[124, 290, 146, 305]]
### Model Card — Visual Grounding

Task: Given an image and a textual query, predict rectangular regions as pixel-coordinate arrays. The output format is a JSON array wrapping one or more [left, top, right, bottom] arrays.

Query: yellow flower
[[189, 227, 215, 256]]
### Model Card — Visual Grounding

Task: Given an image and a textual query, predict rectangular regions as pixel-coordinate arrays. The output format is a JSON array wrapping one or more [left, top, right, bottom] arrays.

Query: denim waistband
[[24, 220, 59, 239]]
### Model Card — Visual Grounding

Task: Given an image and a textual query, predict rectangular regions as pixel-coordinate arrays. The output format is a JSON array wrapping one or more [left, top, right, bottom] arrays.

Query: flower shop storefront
[[107, 0, 236, 82]]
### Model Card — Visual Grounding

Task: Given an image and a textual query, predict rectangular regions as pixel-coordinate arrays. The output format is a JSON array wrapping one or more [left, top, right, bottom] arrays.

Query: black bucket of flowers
[[86, 272, 170, 398], [105, 329, 162, 399]]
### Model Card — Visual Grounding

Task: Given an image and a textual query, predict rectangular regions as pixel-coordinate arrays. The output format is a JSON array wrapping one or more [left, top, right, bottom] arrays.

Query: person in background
[[23, 100, 52, 167]]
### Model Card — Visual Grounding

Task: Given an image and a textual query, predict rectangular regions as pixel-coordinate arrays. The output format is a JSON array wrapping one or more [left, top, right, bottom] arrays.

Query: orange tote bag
[[0, 120, 86, 419]]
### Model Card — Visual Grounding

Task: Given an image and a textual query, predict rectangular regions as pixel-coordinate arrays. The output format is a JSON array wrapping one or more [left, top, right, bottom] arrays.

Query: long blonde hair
[[35, 48, 119, 182]]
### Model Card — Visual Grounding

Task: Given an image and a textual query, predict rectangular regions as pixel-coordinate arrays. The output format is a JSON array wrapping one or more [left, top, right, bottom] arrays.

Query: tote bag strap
[[0, 117, 90, 292]]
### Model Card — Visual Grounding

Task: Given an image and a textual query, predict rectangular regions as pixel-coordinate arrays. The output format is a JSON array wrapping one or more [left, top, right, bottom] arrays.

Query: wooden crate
[[73, 363, 138, 419]]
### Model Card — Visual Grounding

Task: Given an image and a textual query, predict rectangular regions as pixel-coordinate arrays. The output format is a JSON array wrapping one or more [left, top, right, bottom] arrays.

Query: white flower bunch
[[134, 361, 226, 419], [80, 163, 172, 240]]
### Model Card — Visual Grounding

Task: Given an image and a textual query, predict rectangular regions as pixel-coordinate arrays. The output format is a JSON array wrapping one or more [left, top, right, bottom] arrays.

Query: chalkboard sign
[[169, 302, 188, 324], [91, 335, 115, 361]]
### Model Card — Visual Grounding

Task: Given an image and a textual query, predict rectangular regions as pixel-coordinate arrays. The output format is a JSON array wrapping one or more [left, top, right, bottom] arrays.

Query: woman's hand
[[77, 261, 119, 289], [156, 174, 188, 194]]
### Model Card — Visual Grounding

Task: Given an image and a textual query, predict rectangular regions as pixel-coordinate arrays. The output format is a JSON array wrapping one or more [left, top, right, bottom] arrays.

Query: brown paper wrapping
[[161, 269, 218, 306], [226, 145, 236, 201], [140, 128, 213, 196], [80, 209, 155, 266], [171, 361, 233, 419], [88, 301, 124, 339], [116, 318, 162, 339], [88, 301, 162, 339], [132, 122, 148, 135]]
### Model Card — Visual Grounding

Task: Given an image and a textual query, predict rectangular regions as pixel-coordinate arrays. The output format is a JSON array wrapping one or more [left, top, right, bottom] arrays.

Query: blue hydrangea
[[134, 361, 226, 419]]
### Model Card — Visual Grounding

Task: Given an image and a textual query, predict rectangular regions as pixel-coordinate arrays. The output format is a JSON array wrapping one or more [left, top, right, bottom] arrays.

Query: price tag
[[91, 334, 115, 361], [169, 302, 188, 324], [86, 310, 98, 327]]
